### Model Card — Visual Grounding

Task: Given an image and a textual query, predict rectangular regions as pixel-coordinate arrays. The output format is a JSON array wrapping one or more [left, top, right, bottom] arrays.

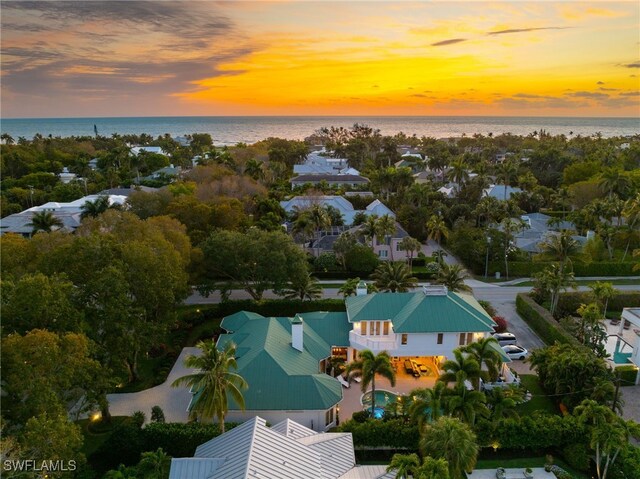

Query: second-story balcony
[[349, 330, 397, 352]]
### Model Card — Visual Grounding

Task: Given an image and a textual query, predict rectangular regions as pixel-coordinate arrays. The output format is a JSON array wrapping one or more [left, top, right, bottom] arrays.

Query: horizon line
[[3, 114, 640, 121]]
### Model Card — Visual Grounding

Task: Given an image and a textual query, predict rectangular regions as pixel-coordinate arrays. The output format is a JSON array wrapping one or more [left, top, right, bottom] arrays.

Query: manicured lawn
[[78, 416, 131, 457], [515, 375, 559, 416], [505, 279, 640, 287]]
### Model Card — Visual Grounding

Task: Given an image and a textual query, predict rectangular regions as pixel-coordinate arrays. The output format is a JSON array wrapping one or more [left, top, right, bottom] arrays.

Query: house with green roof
[[206, 286, 503, 430], [212, 310, 351, 431]]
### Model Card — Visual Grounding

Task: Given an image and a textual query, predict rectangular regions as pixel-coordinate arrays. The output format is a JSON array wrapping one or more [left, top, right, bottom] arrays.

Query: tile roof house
[[169, 416, 394, 479], [190, 290, 501, 431], [209, 311, 351, 431]]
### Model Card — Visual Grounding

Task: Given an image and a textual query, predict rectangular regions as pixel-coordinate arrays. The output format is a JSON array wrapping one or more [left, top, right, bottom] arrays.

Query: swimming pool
[[361, 390, 399, 418]]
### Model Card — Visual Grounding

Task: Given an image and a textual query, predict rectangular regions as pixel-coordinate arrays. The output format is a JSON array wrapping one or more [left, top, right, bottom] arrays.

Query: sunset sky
[[1, 1, 639, 118]]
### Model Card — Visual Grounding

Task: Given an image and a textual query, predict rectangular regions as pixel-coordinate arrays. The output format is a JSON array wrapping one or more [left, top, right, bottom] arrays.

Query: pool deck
[[338, 369, 437, 422]]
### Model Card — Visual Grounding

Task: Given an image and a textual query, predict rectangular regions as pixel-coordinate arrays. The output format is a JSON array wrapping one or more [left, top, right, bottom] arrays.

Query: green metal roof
[[216, 311, 349, 411], [486, 339, 512, 363], [345, 292, 496, 333]]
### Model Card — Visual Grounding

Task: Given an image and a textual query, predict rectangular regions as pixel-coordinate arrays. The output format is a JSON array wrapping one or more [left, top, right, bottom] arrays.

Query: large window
[[459, 332, 474, 345], [383, 321, 390, 335], [379, 250, 388, 258], [325, 407, 334, 426]]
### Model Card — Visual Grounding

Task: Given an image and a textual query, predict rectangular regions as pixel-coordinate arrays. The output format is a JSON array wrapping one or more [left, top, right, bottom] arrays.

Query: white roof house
[[169, 416, 393, 479], [280, 196, 394, 226], [483, 184, 523, 201], [0, 193, 128, 236], [130, 146, 167, 156]]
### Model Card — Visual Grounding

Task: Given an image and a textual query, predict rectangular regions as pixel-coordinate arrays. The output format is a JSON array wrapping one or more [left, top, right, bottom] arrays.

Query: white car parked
[[502, 344, 529, 360]]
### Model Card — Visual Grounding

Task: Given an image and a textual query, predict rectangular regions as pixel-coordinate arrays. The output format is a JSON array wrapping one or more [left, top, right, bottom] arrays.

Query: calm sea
[[1, 116, 638, 145]]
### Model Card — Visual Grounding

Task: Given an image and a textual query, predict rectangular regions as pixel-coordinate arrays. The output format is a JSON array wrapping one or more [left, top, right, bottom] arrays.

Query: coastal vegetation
[[1, 126, 638, 477]]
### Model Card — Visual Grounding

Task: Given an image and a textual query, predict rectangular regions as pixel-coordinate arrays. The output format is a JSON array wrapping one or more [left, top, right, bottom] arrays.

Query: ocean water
[[1, 116, 638, 145]]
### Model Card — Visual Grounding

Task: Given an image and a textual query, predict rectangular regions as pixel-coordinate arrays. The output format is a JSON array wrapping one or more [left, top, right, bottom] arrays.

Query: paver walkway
[[106, 347, 199, 423]]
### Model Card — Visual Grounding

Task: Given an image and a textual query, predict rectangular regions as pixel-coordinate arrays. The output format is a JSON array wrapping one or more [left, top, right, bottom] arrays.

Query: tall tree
[[446, 380, 489, 425], [27, 211, 64, 234], [426, 214, 449, 247], [361, 214, 381, 250], [371, 261, 418, 292], [436, 263, 471, 292], [386, 453, 420, 479], [399, 236, 422, 266], [438, 350, 481, 389], [282, 272, 322, 301], [409, 382, 448, 428], [589, 281, 617, 318], [496, 159, 520, 200], [172, 340, 248, 433], [538, 230, 581, 273], [462, 336, 501, 384], [80, 195, 112, 219], [346, 350, 396, 416], [420, 417, 479, 479], [378, 214, 397, 260]]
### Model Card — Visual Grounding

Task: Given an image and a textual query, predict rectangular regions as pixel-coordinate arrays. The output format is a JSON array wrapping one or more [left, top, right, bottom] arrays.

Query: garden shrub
[[478, 300, 496, 317], [516, 294, 580, 346], [474, 415, 584, 450], [150, 406, 165, 423], [141, 422, 238, 458], [492, 316, 508, 333], [561, 442, 591, 472], [337, 418, 419, 449], [345, 244, 379, 274], [179, 299, 346, 325], [488, 261, 637, 278], [615, 364, 639, 386], [556, 292, 640, 318], [313, 253, 340, 272]]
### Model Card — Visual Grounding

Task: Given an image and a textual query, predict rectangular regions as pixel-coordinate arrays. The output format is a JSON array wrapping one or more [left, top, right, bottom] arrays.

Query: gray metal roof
[[170, 416, 360, 479], [291, 174, 369, 184]]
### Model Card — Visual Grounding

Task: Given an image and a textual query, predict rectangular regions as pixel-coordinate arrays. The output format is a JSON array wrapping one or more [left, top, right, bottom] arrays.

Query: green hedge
[[179, 299, 346, 325], [515, 294, 580, 346], [489, 261, 637, 277], [556, 291, 640, 317], [90, 421, 238, 472], [615, 364, 639, 386], [474, 415, 585, 450], [337, 418, 419, 449]]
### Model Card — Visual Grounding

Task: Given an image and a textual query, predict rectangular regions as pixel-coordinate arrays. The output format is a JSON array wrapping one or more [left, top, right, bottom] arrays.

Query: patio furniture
[[337, 375, 350, 388]]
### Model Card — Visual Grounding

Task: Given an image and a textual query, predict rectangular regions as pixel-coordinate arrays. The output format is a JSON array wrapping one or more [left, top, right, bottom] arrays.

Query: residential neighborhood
[[1, 127, 639, 479]]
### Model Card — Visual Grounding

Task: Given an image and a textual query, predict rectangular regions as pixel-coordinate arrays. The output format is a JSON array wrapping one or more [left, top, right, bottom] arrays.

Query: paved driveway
[[107, 347, 200, 423]]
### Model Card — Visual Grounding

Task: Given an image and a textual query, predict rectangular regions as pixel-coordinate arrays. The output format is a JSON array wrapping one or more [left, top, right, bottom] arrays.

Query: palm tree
[[371, 261, 418, 292], [589, 281, 617, 318], [282, 272, 322, 301], [538, 230, 581, 274], [27, 211, 64, 234], [496, 159, 520, 200], [307, 205, 331, 257], [436, 263, 471, 292], [621, 194, 640, 260], [446, 380, 489, 425], [346, 350, 396, 416], [538, 264, 577, 316], [80, 195, 111, 219], [599, 168, 630, 198], [486, 387, 519, 420], [408, 382, 447, 427], [399, 236, 422, 267], [386, 453, 420, 479], [420, 416, 479, 479], [137, 448, 171, 478], [447, 157, 469, 189], [244, 158, 264, 180], [431, 250, 447, 265], [552, 187, 573, 220], [415, 457, 450, 479], [171, 340, 248, 432], [426, 214, 449, 247], [378, 214, 397, 260], [438, 349, 480, 392], [338, 277, 360, 298], [462, 336, 501, 384], [361, 214, 381, 250], [438, 350, 481, 388]]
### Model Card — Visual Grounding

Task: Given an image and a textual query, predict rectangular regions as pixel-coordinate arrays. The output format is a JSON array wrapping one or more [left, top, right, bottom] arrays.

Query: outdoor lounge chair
[[337, 375, 350, 388]]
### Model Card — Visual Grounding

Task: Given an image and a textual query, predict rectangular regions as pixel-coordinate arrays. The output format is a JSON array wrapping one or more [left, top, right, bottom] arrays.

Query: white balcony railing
[[349, 331, 397, 351]]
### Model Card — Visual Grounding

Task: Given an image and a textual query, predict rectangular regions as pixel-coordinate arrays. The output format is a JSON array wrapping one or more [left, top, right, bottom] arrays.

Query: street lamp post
[[484, 236, 491, 278]]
